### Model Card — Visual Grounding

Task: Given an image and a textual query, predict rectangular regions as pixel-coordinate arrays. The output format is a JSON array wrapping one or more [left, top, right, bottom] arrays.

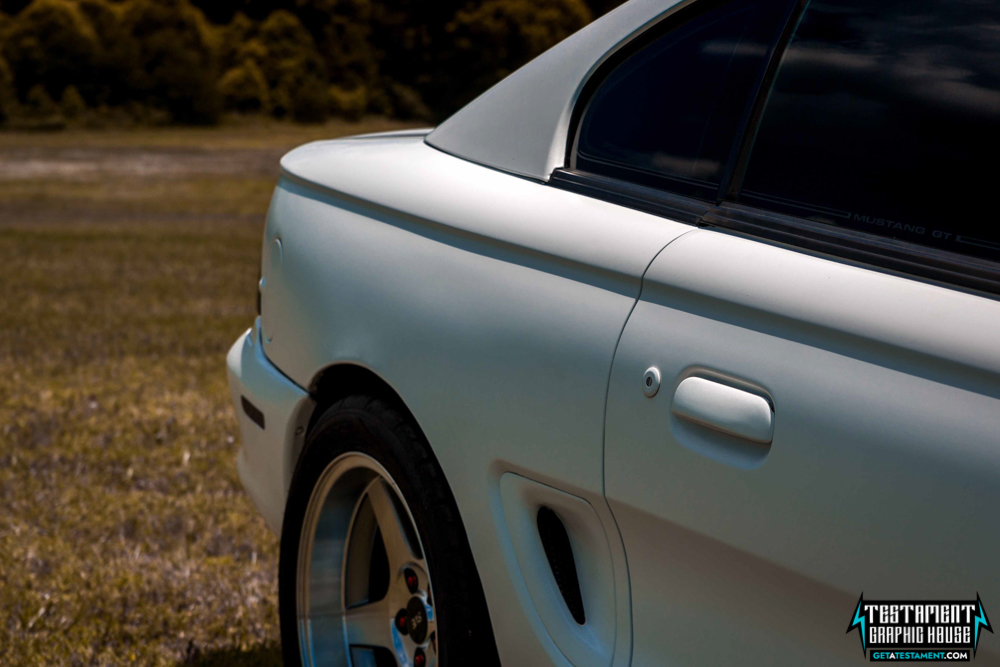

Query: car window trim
[[550, 168, 713, 225], [549, 167, 1000, 296], [721, 0, 808, 201], [566, 0, 803, 200], [566, 0, 766, 171], [559, 0, 1000, 296]]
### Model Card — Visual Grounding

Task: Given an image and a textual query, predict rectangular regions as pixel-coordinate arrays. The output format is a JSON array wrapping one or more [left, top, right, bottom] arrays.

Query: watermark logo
[[847, 594, 993, 661]]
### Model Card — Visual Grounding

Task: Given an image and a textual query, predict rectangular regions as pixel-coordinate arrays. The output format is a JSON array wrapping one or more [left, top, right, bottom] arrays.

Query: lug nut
[[395, 609, 408, 634], [414, 647, 426, 667], [404, 568, 419, 594]]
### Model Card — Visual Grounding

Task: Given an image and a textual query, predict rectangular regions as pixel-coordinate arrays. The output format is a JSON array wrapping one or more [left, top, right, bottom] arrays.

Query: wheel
[[279, 394, 500, 667]]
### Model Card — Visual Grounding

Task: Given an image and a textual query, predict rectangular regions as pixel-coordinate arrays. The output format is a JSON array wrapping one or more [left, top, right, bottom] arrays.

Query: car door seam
[[599, 227, 699, 667]]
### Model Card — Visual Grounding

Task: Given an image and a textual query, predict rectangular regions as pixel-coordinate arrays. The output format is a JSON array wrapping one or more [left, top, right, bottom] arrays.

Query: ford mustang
[[227, 0, 1000, 664]]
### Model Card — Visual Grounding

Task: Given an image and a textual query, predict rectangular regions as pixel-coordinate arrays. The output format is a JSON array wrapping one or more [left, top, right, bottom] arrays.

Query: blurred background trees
[[0, 0, 626, 126]]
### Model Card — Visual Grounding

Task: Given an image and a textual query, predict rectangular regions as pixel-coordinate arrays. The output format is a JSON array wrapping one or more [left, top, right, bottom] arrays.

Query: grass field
[[0, 118, 421, 666]]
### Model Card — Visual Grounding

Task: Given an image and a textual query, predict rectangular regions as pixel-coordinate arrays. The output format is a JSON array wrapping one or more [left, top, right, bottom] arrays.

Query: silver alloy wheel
[[297, 452, 437, 667]]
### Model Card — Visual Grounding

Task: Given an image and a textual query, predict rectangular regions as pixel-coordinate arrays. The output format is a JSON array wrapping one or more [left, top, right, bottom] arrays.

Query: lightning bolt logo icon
[[846, 593, 867, 657], [974, 593, 993, 658]]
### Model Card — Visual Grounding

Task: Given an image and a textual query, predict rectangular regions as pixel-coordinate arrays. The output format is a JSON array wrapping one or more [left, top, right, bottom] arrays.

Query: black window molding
[[569, 0, 800, 202], [550, 168, 1000, 296], [549, 168, 712, 226], [723, 0, 807, 200], [556, 0, 1000, 297]]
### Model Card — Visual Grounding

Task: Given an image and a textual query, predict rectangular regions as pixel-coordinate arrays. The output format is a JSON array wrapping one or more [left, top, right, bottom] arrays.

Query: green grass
[[0, 118, 422, 665]]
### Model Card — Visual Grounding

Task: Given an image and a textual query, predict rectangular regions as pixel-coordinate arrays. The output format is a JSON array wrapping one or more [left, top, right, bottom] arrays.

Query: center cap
[[405, 596, 429, 644]]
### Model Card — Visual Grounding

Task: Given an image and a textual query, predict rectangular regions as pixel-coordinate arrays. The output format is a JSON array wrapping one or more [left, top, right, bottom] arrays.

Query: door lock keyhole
[[642, 367, 661, 397]]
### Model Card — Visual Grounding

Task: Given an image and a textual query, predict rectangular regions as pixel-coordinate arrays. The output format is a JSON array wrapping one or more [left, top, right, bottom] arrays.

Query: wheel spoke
[[344, 598, 393, 649], [297, 454, 435, 667], [366, 479, 418, 567]]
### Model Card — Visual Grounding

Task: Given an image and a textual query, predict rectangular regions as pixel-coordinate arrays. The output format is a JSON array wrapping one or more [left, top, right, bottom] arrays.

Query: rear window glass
[[739, 0, 1000, 264], [574, 0, 792, 201]]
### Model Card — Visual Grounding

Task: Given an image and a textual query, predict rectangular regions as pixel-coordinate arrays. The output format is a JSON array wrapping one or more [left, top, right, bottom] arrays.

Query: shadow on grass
[[179, 642, 282, 667]]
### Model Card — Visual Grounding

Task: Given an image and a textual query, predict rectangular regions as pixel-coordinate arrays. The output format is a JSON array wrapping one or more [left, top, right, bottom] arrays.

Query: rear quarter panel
[[258, 135, 690, 666]]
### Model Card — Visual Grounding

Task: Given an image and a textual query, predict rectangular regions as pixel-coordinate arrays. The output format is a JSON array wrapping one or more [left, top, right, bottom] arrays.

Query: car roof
[[425, 0, 684, 183]]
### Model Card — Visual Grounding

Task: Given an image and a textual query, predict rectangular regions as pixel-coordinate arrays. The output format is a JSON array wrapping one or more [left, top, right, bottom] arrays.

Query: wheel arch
[[305, 362, 421, 443], [294, 361, 503, 665]]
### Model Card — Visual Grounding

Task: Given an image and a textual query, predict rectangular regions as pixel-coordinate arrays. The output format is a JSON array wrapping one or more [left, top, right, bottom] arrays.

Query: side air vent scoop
[[536, 506, 586, 625]]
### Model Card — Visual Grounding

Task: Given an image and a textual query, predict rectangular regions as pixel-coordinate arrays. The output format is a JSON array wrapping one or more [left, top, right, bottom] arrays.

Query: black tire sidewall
[[278, 395, 499, 667]]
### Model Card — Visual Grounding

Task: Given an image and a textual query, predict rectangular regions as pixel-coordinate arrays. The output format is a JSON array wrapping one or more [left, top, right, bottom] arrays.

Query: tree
[[119, 0, 222, 124], [328, 83, 365, 120], [76, 0, 135, 107], [367, 0, 464, 119], [440, 0, 592, 116], [0, 0, 606, 125], [218, 59, 271, 113], [586, 0, 627, 18], [256, 9, 327, 118], [0, 0, 33, 16], [59, 83, 85, 118], [294, 0, 377, 90], [218, 11, 258, 72], [1, 0, 99, 102], [289, 75, 327, 122], [25, 81, 58, 116], [0, 53, 16, 124], [0, 13, 10, 122]]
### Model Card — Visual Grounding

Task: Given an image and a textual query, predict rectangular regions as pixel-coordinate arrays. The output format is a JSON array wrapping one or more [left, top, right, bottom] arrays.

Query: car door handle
[[671, 377, 773, 444]]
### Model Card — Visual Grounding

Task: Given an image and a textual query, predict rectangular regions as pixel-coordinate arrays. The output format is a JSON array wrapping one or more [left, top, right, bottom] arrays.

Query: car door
[[605, 229, 1000, 664], [557, 0, 1000, 663]]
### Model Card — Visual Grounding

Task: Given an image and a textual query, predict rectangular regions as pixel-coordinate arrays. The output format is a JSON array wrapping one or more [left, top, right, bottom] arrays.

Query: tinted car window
[[740, 0, 1000, 264], [575, 0, 793, 200]]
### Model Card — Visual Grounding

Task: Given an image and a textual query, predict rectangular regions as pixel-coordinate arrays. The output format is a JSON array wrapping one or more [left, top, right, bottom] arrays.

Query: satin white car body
[[227, 0, 1000, 664]]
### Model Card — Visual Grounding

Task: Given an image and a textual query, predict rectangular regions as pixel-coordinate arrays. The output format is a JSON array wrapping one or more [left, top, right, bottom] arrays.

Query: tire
[[279, 394, 501, 667]]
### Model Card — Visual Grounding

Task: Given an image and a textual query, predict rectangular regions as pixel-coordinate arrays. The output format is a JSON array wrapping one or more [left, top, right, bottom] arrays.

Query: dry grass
[[0, 118, 422, 666], [0, 117, 426, 150]]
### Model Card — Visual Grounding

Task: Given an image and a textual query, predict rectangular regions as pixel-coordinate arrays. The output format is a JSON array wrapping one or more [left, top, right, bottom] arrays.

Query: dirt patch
[[0, 147, 285, 181]]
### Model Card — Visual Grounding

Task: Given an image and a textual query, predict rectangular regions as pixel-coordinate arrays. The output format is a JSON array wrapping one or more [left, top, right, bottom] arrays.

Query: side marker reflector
[[241, 396, 265, 429]]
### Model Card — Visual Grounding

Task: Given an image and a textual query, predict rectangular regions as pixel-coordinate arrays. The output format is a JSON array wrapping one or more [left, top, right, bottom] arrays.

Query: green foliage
[[587, 0, 628, 17], [218, 11, 258, 72], [328, 83, 366, 121], [289, 76, 328, 123], [1, 0, 99, 102], [218, 59, 271, 113], [119, 0, 222, 124], [0, 54, 16, 124], [25, 81, 58, 114], [366, 0, 464, 120], [300, 0, 377, 90], [1, 0, 609, 124], [444, 0, 592, 110], [75, 0, 135, 106], [257, 9, 327, 119], [384, 80, 430, 120], [59, 83, 85, 118]]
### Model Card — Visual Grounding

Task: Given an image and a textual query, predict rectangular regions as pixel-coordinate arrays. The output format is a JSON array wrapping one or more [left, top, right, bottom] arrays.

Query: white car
[[227, 0, 1000, 665]]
